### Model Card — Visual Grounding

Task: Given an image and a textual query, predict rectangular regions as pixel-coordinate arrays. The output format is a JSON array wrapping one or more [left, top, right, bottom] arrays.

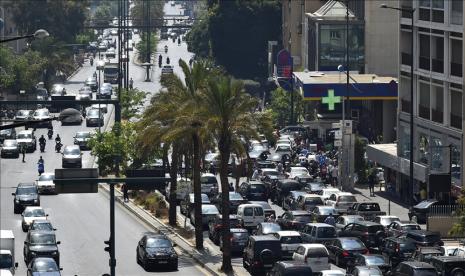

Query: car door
[[339, 223, 354, 237], [335, 217, 345, 230], [253, 206, 264, 226], [242, 207, 254, 227], [293, 246, 305, 262], [301, 225, 312, 242], [137, 237, 146, 259]]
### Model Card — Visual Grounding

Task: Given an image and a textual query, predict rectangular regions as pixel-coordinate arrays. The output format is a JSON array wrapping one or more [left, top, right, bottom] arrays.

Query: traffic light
[[104, 240, 111, 253]]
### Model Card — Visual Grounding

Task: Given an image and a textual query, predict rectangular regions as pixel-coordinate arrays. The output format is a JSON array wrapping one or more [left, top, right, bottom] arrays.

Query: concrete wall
[[427, 217, 460, 238], [364, 0, 399, 77]]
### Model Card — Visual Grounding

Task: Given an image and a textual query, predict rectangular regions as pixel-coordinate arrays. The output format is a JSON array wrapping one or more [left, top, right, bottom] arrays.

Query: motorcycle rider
[[166, 57, 170, 64], [55, 134, 61, 143], [37, 156, 44, 176], [90, 56, 94, 66], [47, 126, 53, 139], [39, 135, 46, 148], [158, 54, 163, 68]]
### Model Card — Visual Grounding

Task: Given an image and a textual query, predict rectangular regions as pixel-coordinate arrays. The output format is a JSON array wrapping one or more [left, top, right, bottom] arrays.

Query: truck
[[346, 202, 386, 221], [103, 62, 119, 84], [0, 230, 17, 274]]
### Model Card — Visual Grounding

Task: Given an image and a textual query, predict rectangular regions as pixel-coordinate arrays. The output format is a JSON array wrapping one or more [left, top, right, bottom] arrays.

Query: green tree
[[185, 12, 210, 58], [0, 47, 16, 91], [269, 87, 303, 128], [120, 88, 147, 120], [93, 4, 112, 27], [449, 192, 465, 237], [200, 76, 259, 272], [136, 33, 158, 63], [130, 0, 164, 33], [13, 50, 47, 92]]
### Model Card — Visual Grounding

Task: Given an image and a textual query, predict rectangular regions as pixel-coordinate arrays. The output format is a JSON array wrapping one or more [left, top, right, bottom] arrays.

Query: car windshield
[[358, 203, 381, 211], [280, 235, 302, 244], [365, 255, 386, 265], [17, 187, 36, 195], [76, 132, 90, 138], [341, 239, 365, 250], [276, 145, 290, 151], [64, 148, 80, 155], [229, 193, 243, 200], [32, 222, 53, 231], [319, 207, 336, 215], [24, 209, 45, 217], [87, 110, 100, 116], [201, 176, 217, 184], [415, 200, 437, 209], [31, 234, 56, 245], [16, 110, 29, 116], [424, 234, 441, 243], [339, 195, 356, 202], [250, 184, 265, 192], [32, 259, 59, 272], [306, 247, 328, 258], [39, 174, 55, 181], [146, 238, 171, 248], [232, 232, 248, 240], [317, 227, 336, 238], [202, 205, 219, 214], [3, 140, 16, 146], [34, 110, 49, 116], [17, 133, 32, 139], [264, 171, 279, 176], [294, 214, 312, 223], [263, 224, 281, 233], [345, 216, 365, 224]]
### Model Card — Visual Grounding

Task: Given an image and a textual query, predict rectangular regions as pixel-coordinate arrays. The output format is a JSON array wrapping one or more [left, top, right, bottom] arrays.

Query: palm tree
[[200, 76, 259, 272], [138, 59, 212, 249]]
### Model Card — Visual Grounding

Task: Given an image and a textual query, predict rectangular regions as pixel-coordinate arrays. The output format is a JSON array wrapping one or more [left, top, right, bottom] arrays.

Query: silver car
[[62, 145, 82, 168], [1, 139, 19, 158]]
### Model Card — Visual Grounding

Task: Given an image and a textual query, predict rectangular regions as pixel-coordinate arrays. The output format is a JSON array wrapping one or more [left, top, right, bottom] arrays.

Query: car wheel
[[453, 269, 465, 276]]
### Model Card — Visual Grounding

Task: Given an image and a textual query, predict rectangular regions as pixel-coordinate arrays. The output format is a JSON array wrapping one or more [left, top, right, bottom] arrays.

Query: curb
[[66, 65, 82, 81], [99, 185, 222, 276]]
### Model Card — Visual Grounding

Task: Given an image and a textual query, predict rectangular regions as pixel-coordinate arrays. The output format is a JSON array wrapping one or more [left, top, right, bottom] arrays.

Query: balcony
[[432, 109, 443, 123], [401, 99, 411, 113], [432, 58, 444, 73], [419, 57, 430, 70], [401, 53, 412, 66], [419, 105, 430, 119], [451, 62, 462, 77], [451, 114, 462, 129]]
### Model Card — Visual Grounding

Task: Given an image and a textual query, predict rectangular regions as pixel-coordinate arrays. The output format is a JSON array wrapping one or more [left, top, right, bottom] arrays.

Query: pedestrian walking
[[122, 184, 129, 202], [229, 182, 235, 192], [324, 213, 336, 226], [331, 164, 338, 187], [368, 169, 376, 197], [21, 144, 26, 163], [129, 78, 134, 89]]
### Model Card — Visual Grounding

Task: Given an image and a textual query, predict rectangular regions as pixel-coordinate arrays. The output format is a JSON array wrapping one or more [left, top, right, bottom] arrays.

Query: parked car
[[12, 183, 40, 214], [242, 235, 282, 274], [248, 201, 276, 220], [403, 230, 443, 247], [282, 191, 307, 211], [16, 130, 37, 152], [387, 221, 421, 237], [21, 206, 48, 232], [27, 257, 62, 276], [254, 222, 282, 236], [295, 194, 324, 211], [388, 261, 438, 276], [346, 254, 390, 275], [410, 247, 443, 263], [62, 145, 82, 168], [136, 232, 178, 271], [292, 244, 330, 273], [86, 109, 104, 127], [430, 256, 465, 276], [237, 203, 265, 229], [326, 237, 368, 267], [239, 181, 268, 201], [381, 237, 418, 267], [36, 173, 55, 194], [408, 199, 440, 224], [212, 192, 245, 214], [180, 193, 210, 216], [29, 219, 56, 232], [335, 215, 365, 231], [309, 206, 339, 223], [189, 204, 219, 227], [276, 211, 313, 231], [300, 223, 337, 244], [23, 230, 60, 266], [267, 261, 313, 276], [220, 228, 249, 254], [1, 139, 19, 158], [208, 214, 241, 244], [73, 131, 92, 150], [273, 231, 303, 260], [338, 221, 386, 249], [374, 215, 400, 228]]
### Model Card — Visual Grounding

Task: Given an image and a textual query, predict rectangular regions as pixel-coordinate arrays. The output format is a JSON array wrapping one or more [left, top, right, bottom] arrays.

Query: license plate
[[158, 261, 168, 264]]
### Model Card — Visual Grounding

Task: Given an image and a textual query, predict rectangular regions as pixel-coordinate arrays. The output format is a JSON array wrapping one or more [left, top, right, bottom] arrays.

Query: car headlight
[[52, 251, 58, 255], [15, 199, 19, 203], [34, 199, 39, 203], [30, 252, 37, 256], [170, 253, 177, 258]]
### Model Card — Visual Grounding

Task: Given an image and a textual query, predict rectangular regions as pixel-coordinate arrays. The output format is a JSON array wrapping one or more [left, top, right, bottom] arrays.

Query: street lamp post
[[0, 29, 49, 43], [381, 3, 415, 206]]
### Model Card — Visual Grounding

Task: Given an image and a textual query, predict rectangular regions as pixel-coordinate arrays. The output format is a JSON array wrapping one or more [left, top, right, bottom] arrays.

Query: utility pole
[[146, 0, 151, 74]]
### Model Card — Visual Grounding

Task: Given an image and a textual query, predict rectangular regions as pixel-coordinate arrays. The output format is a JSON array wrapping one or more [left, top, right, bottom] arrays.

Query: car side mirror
[[60, 268, 63, 271], [12, 192, 16, 196], [46, 214, 49, 217], [53, 228, 57, 231], [24, 241, 28, 245], [173, 243, 177, 247], [57, 241, 61, 244], [15, 262, 18, 268]]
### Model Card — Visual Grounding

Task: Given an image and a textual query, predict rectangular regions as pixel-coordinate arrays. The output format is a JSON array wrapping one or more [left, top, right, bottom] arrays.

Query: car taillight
[[253, 261, 261, 267], [230, 236, 235, 242], [304, 256, 308, 263], [342, 251, 350, 257], [214, 224, 223, 230], [364, 232, 369, 236], [395, 244, 400, 253], [363, 249, 369, 254]]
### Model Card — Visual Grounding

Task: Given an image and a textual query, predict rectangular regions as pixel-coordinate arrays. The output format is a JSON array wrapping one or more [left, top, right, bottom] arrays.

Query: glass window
[[450, 89, 462, 129], [419, 81, 431, 119], [431, 84, 443, 123], [418, 134, 429, 164], [401, 31, 412, 66], [400, 76, 412, 113], [420, 0, 431, 8], [432, 0, 444, 9], [401, 0, 413, 18], [451, 144, 461, 185], [451, 0, 463, 25], [431, 36, 443, 73], [450, 39, 462, 77], [399, 125, 411, 158], [419, 34, 430, 70], [430, 137, 443, 171], [146, 238, 172, 248]]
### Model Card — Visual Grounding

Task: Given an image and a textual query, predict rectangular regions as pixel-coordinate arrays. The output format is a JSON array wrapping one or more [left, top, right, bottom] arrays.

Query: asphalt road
[[0, 2, 204, 276]]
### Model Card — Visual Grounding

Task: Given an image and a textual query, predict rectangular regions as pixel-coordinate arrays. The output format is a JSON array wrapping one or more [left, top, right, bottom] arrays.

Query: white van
[[236, 204, 265, 229], [292, 244, 330, 272]]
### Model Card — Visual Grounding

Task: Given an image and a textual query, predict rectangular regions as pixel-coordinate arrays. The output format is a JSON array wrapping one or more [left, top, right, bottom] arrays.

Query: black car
[[239, 181, 268, 201], [408, 199, 440, 223], [242, 235, 282, 275], [180, 193, 210, 216], [136, 232, 178, 271], [430, 256, 465, 276], [73, 131, 91, 150], [273, 179, 301, 205], [267, 261, 313, 276], [212, 192, 245, 214], [29, 219, 56, 232], [388, 261, 438, 276], [410, 247, 443, 263], [404, 230, 443, 247], [27, 257, 62, 276], [12, 183, 40, 214], [249, 201, 276, 219], [23, 230, 61, 266], [220, 228, 249, 254], [338, 221, 386, 249], [276, 211, 313, 231], [327, 237, 368, 267], [346, 254, 390, 274], [381, 237, 417, 267], [309, 206, 338, 223], [254, 222, 282, 236], [208, 214, 241, 244], [282, 191, 307, 211]]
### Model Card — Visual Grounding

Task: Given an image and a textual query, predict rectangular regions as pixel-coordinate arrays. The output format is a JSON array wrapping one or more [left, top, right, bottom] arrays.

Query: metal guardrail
[[428, 205, 465, 217]]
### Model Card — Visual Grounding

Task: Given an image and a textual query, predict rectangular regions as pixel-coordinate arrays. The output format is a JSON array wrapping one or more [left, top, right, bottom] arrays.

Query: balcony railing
[[432, 58, 444, 73], [419, 56, 430, 70], [401, 52, 412, 66], [451, 62, 462, 77], [419, 105, 430, 119], [451, 114, 462, 129], [432, 109, 443, 123], [401, 99, 411, 113]]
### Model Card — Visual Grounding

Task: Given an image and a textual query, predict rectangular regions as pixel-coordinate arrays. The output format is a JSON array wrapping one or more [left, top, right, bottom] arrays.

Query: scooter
[[47, 129, 53, 140], [39, 142, 46, 153], [164, 45, 168, 53], [55, 142, 62, 153]]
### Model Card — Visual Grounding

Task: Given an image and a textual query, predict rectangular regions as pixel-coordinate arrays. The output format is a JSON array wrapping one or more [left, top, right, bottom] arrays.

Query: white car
[[325, 192, 357, 211], [36, 173, 55, 194], [32, 108, 52, 128], [273, 231, 302, 259], [320, 270, 345, 276], [288, 166, 310, 179], [374, 215, 400, 228], [21, 207, 47, 232], [292, 244, 330, 272], [90, 104, 108, 113], [321, 188, 340, 201]]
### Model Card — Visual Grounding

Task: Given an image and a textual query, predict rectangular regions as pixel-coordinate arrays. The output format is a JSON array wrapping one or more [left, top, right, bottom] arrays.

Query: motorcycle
[[90, 58, 94, 66], [164, 45, 168, 53], [38, 162, 44, 176], [47, 129, 53, 139], [55, 142, 62, 153], [166, 57, 170, 65], [39, 142, 46, 153]]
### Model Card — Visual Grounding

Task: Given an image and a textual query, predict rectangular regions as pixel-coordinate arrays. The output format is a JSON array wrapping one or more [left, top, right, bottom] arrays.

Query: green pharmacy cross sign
[[322, 89, 341, 111]]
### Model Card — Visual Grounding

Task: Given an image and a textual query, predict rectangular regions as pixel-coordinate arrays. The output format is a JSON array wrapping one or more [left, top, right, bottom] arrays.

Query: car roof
[[276, 231, 300, 236], [305, 223, 334, 227], [64, 145, 80, 150], [337, 192, 354, 196], [407, 230, 439, 236], [31, 219, 51, 224], [303, 194, 323, 198], [29, 229, 55, 235], [24, 206, 43, 211], [250, 235, 280, 242], [230, 228, 248, 233], [401, 261, 435, 269], [290, 210, 311, 215], [248, 201, 272, 209], [18, 130, 33, 134], [276, 261, 312, 269], [300, 243, 327, 249], [201, 173, 215, 177], [18, 182, 36, 187]]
